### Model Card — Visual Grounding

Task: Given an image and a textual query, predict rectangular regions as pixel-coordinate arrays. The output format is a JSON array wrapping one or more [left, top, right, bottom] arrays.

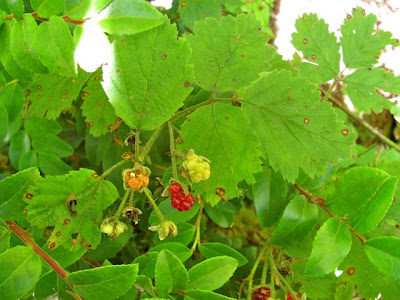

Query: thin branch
[[293, 183, 366, 245], [168, 121, 179, 180], [31, 12, 86, 25], [321, 87, 400, 153], [190, 197, 204, 254], [4, 221, 72, 286]]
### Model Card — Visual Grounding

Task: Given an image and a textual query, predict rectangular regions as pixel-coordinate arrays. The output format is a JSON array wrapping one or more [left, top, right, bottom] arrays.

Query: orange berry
[[142, 175, 149, 187], [128, 177, 141, 189]]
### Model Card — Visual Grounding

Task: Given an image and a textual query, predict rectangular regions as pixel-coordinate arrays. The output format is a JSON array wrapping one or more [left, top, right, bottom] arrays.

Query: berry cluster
[[168, 182, 195, 211], [286, 293, 301, 300], [100, 217, 127, 238], [182, 152, 211, 183], [122, 167, 150, 191], [252, 287, 300, 300]]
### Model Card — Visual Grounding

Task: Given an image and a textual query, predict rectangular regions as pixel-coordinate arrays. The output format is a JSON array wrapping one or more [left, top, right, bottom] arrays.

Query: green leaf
[[178, 0, 221, 29], [148, 199, 199, 226], [65, 0, 112, 20], [341, 7, 394, 68], [292, 13, 340, 83], [252, 166, 290, 227], [0, 167, 41, 220], [0, 102, 8, 141], [24, 116, 62, 136], [339, 236, 400, 300], [0, 21, 33, 81], [242, 70, 354, 182], [344, 68, 400, 113], [204, 203, 234, 228], [97, 0, 164, 35], [0, 246, 42, 299], [34, 16, 76, 76], [155, 249, 189, 297], [27, 69, 89, 119], [0, 225, 10, 254], [0, 82, 24, 122], [184, 289, 236, 300], [26, 168, 118, 249], [0, 0, 24, 18], [149, 243, 192, 262], [364, 237, 400, 280], [187, 14, 274, 92], [326, 166, 397, 233], [9, 130, 30, 169], [269, 195, 319, 247], [179, 103, 262, 204], [38, 151, 73, 175], [32, 132, 74, 157], [134, 275, 155, 297], [133, 252, 158, 279], [66, 264, 139, 300], [305, 218, 352, 277], [10, 14, 48, 73], [19, 151, 39, 170], [188, 256, 238, 291], [81, 71, 117, 136], [30, 0, 65, 18], [102, 17, 193, 130], [199, 242, 248, 267]]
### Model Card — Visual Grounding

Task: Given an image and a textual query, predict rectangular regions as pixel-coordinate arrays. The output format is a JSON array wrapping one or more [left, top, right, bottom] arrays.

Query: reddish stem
[[30, 12, 86, 25]]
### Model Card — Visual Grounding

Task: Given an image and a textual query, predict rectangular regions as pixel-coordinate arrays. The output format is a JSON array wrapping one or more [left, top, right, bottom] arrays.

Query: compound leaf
[[97, 0, 164, 35], [66, 264, 138, 300], [242, 70, 354, 182], [178, 0, 221, 29], [306, 218, 352, 277], [187, 14, 274, 92], [25, 168, 118, 250], [178, 103, 262, 204], [199, 242, 248, 267], [292, 13, 340, 83], [102, 17, 193, 130], [341, 7, 394, 68], [81, 71, 117, 136]]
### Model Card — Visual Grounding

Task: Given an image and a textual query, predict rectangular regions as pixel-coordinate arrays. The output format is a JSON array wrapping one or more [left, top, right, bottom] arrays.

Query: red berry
[[168, 183, 181, 195], [170, 189, 195, 211], [252, 287, 270, 300], [286, 293, 301, 300]]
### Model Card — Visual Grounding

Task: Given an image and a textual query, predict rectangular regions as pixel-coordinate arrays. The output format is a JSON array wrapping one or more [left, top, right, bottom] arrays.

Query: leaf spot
[[49, 242, 56, 250], [116, 69, 120, 73], [82, 91, 89, 97], [92, 173, 99, 178], [225, 116, 229, 120], [23, 209, 28, 214], [361, 9, 366, 15], [303, 38, 308, 44], [347, 14, 352, 19], [304, 118, 310, 124], [87, 122, 94, 127], [49, 96, 53, 101], [97, 101, 102, 106], [26, 89, 31, 96], [63, 218, 70, 225], [56, 231, 61, 236], [36, 94, 41, 99], [216, 188, 226, 196], [347, 267, 355, 275], [311, 54, 316, 60], [95, 76, 100, 81], [37, 85, 42, 90], [342, 129, 349, 135], [184, 81, 191, 87], [25, 193, 33, 200], [72, 78, 76, 83], [181, 1, 186, 7], [232, 78, 237, 82], [162, 54, 167, 60]]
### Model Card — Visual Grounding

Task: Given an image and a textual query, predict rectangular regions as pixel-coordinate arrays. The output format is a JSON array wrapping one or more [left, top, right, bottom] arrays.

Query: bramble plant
[[1, 0, 400, 299]]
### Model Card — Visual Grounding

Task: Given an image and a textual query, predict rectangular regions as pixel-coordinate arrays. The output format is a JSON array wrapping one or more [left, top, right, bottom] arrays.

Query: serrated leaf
[[0, 102, 8, 141], [134, 275, 155, 297], [341, 7, 394, 68], [25, 116, 62, 136], [27, 69, 89, 119], [133, 252, 158, 279], [344, 68, 400, 113], [65, 0, 112, 20], [178, 0, 221, 29], [185, 289, 236, 300], [269, 195, 319, 247], [306, 218, 351, 277], [0, 82, 24, 122], [252, 166, 290, 227], [97, 0, 164, 35], [102, 17, 193, 130], [178, 103, 262, 204], [204, 202, 234, 228], [32, 132, 74, 157], [66, 264, 139, 300], [9, 130, 30, 169], [0, 0, 24, 18], [339, 236, 400, 300], [364, 236, 400, 280], [188, 256, 237, 291], [10, 14, 48, 73], [0, 21, 33, 81], [326, 166, 396, 233], [81, 71, 117, 136], [38, 151, 73, 175], [292, 13, 340, 83], [155, 249, 188, 297], [242, 70, 354, 182], [0, 167, 40, 220], [149, 243, 192, 262], [187, 14, 274, 92], [34, 16, 76, 76], [199, 242, 248, 267], [0, 246, 42, 299], [30, 0, 65, 18], [26, 168, 118, 249], [148, 199, 199, 226]]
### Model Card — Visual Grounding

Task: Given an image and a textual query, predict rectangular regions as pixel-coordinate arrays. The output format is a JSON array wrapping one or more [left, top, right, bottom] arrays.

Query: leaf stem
[[143, 187, 166, 223], [190, 197, 204, 254], [4, 221, 72, 287], [261, 252, 269, 285], [293, 183, 366, 245], [114, 189, 132, 219], [247, 244, 268, 300], [168, 121, 179, 180], [138, 123, 166, 162], [321, 87, 400, 153], [100, 159, 130, 180], [267, 245, 276, 298]]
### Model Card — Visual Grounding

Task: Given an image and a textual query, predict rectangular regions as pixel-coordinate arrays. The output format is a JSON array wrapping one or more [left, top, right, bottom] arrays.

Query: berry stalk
[[143, 187, 166, 223], [168, 121, 179, 180]]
